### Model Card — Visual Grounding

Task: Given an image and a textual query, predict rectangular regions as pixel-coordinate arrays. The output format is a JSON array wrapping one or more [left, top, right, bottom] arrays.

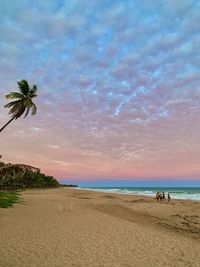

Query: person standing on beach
[[167, 193, 171, 202], [156, 192, 160, 201]]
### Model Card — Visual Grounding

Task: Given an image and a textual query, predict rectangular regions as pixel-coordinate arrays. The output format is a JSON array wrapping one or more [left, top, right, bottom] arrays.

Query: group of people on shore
[[156, 192, 171, 202]]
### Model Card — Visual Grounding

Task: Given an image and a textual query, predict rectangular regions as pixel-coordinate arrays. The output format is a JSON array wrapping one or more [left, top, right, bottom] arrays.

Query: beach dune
[[0, 188, 200, 267]]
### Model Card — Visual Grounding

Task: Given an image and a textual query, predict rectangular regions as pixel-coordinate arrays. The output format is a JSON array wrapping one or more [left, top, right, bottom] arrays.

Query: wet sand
[[0, 188, 200, 267]]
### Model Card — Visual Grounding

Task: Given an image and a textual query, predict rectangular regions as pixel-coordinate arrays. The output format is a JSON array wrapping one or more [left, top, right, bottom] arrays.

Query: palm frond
[[31, 103, 37, 115], [23, 99, 32, 118], [5, 92, 24, 100], [29, 85, 38, 98], [14, 106, 26, 118], [17, 80, 30, 95], [4, 100, 21, 108], [24, 106, 30, 118], [9, 103, 23, 115]]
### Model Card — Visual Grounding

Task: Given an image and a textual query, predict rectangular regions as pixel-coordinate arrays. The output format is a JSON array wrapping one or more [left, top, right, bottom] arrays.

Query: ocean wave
[[78, 187, 200, 201]]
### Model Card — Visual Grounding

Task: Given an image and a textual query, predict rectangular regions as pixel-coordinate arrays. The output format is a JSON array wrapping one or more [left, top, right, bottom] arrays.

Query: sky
[[0, 0, 200, 184]]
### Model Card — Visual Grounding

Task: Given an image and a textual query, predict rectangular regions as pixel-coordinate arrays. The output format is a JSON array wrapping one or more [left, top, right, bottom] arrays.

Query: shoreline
[[1, 187, 200, 266], [75, 186, 200, 202]]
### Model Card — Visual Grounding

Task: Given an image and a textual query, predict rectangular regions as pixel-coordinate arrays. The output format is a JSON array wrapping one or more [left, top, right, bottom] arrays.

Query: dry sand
[[0, 188, 200, 267]]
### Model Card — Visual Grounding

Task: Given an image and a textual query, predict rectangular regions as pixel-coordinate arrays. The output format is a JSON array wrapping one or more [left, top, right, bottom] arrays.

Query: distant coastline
[[61, 184, 78, 188]]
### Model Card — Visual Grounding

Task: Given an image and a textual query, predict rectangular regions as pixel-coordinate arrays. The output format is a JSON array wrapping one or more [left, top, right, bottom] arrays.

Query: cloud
[[0, 0, 200, 180]]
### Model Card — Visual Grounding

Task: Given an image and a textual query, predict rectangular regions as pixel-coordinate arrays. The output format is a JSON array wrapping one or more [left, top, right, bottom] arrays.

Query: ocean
[[79, 187, 200, 201]]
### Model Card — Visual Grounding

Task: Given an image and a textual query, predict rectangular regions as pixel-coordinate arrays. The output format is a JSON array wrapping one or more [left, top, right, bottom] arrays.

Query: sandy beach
[[0, 188, 200, 267]]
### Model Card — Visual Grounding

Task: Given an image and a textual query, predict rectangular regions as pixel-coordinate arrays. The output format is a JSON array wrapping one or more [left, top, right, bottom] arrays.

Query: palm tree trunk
[[0, 116, 16, 133]]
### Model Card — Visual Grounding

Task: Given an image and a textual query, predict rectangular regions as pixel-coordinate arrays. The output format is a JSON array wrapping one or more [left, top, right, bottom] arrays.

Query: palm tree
[[0, 80, 38, 133]]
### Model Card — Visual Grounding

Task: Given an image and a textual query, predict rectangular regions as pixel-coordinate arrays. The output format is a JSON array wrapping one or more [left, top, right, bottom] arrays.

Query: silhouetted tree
[[0, 80, 38, 133]]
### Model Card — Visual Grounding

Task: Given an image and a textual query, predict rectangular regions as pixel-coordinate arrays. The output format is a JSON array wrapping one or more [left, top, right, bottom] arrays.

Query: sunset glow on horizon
[[1, 0, 200, 183]]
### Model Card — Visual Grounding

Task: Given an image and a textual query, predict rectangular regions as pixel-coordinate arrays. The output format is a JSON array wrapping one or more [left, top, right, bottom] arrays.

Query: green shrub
[[0, 192, 20, 208]]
